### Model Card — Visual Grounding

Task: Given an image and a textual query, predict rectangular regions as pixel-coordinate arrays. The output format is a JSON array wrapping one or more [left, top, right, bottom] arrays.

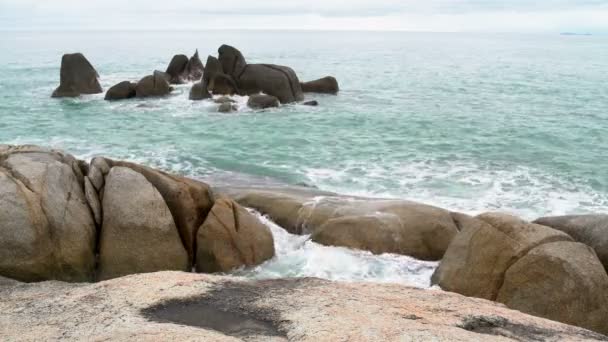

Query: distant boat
[[560, 32, 592, 36]]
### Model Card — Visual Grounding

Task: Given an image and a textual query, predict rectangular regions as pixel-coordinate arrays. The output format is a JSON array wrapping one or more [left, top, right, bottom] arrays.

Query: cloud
[[1, 0, 607, 32]]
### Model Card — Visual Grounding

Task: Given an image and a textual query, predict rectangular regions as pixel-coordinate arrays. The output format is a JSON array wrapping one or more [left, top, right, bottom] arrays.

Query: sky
[[0, 0, 607, 32]]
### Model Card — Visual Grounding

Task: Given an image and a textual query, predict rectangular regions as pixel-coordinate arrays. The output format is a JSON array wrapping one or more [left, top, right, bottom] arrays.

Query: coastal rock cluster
[[51, 45, 339, 111], [1, 145, 607, 336], [0, 145, 275, 282]]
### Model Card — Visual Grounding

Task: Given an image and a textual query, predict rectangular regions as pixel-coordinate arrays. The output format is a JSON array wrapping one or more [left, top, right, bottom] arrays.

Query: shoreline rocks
[[301, 76, 339, 94], [104, 81, 136, 100], [51, 53, 102, 98], [135, 71, 172, 98]]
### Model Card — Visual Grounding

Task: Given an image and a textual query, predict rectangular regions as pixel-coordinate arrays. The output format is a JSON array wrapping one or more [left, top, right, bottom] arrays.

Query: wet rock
[[189, 81, 211, 100], [534, 214, 608, 271], [214, 96, 236, 104], [184, 49, 205, 81], [208, 73, 238, 95], [98, 167, 188, 280], [239, 64, 304, 103], [217, 44, 247, 78], [165, 54, 189, 84], [218, 102, 237, 113], [104, 81, 136, 101], [302, 100, 319, 106], [301, 76, 339, 94], [247, 94, 280, 109], [51, 53, 102, 98], [196, 198, 275, 273], [203, 55, 223, 84], [135, 71, 172, 98]]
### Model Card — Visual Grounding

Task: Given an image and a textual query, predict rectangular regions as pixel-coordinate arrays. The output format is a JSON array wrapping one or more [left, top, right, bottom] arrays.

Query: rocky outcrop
[[203, 55, 223, 84], [229, 188, 458, 260], [239, 64, 304, 103], [104, 81, 136, 101], [196, 198, 275, 273], [218, 102, 237, 113], [97, 167, 188, 280], [51, 53, 102, 98], [165, 54, 189, 84], [433, 213, 608, 335], [208, 73, 238, 95], [534, 214, 608, 271], [135, 71, 172, 98], [1, 272, 605, 341], [0, 146, 96, 282], [301, 76, 339, 94], [247, 94, 280, 109], [189, 81, 211, 100], [184, 50, 205, 81], [218, 44, 247, 78]]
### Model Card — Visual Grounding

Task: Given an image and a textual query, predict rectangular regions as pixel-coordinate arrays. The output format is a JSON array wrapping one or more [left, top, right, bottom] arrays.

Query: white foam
[[233, 211, 438, 288]]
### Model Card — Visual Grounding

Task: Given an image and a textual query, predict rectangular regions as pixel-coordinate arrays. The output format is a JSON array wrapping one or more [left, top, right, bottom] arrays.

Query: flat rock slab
[[0, 271, 605, 341]]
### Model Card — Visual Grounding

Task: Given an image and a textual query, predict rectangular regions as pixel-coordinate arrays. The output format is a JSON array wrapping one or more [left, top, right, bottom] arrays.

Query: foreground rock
[[433, 213, 608, 335], [189, 81, 211, 100], [98, 167, 189, 280], [51, 53, 102, 97], [196, 198, 275, 273], [104, 81, 136, 100], [0, 272, 605, 341], [0, 145, 96, 282], [247, 94, 280, 109], [165, 54, 189, 84], [227, 188, 458, 260], [301, 76, 339, 94], [135, 71, 172, 98], [534, 214, 608, 271]]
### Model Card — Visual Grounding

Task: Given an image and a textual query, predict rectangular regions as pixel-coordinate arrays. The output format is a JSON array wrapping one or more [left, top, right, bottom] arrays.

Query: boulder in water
[[238, 64, 304, 103], [208, 73, 238, 95], [303, 100, 319, 106], [203, 55, 223, 84], [301, 76, 339, 94], [135, 71, 172, 98], [217, 44, 246, 78], [218, 102, 237, 113], [195, 198, 275, 273], [247, 94, 280, 109], [189, 81, 211, 100], [534, 214, 608, 272], [184, 50, 205, 81], [165, 54, 189, 84], [51, 53, 102, 98], [104, 81, 137, 101]]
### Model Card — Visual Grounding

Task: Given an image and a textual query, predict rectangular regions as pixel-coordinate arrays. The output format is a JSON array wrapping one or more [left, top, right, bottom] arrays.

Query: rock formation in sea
[[301, 76, 340, 94], [135, 71, 172, 98], [1, 271, 606, 341], [104, 81, 137, 100], [51, 53, 103, 98]]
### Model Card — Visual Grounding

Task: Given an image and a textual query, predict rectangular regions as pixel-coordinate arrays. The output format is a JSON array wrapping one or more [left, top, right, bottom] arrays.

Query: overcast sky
[[1, 0, 607, 32]]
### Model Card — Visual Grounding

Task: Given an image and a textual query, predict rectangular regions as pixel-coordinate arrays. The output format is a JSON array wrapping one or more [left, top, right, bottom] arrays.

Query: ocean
[[1, 30, 607, 284]]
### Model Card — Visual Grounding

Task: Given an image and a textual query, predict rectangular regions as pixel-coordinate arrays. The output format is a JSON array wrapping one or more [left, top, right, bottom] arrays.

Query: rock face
[[208, 73, 238, 95], [203, 55, 223, 84], [239, 64, 304, 103], [98, 167, 188, 280], [218, 44, 247, 78], [0, 146, 96, 282], [51, 53, 102, 98], [433, 213, 608, 335], [196, 198, 275, 273], [104, 81, 136, 101], [165, 54, 189, 84], [189, 81, 211, 100], [135, 71, 172, 98], [534, 214, 608, 271], [1, 272, 606, 342], [247, 94, 280, 109], [301, 76, 339, 94], [184, 50, 205, 81], [230, 188, 458, 260]]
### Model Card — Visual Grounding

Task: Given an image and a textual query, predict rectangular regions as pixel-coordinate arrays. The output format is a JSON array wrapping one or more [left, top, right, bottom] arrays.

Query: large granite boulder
[[98, 167, 188, 280], [202, 55, 223, 84], [534, 214, 608, 272], [104, 81, 136, 101], [0, 146, 96, 282], [301, 76, 339, 94], [165, 54, 189, 84], [184, 50, 204, 81], [229, 188, 458, 260], [433, 212, 608, 335], [189, 81, 211, 100], [51, 53, 102, 98], [247, 94, 279, 109], [208, 73, 238, 95], [196, 198, 275, 273], [238, 64, 304, 103], [135, 71, 172, 98], [100, 159, 214, 264], [217, 44, 246, 78]]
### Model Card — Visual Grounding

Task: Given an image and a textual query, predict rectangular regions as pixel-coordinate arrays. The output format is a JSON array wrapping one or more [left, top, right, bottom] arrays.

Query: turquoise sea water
[[1, 30, 607, 220]]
